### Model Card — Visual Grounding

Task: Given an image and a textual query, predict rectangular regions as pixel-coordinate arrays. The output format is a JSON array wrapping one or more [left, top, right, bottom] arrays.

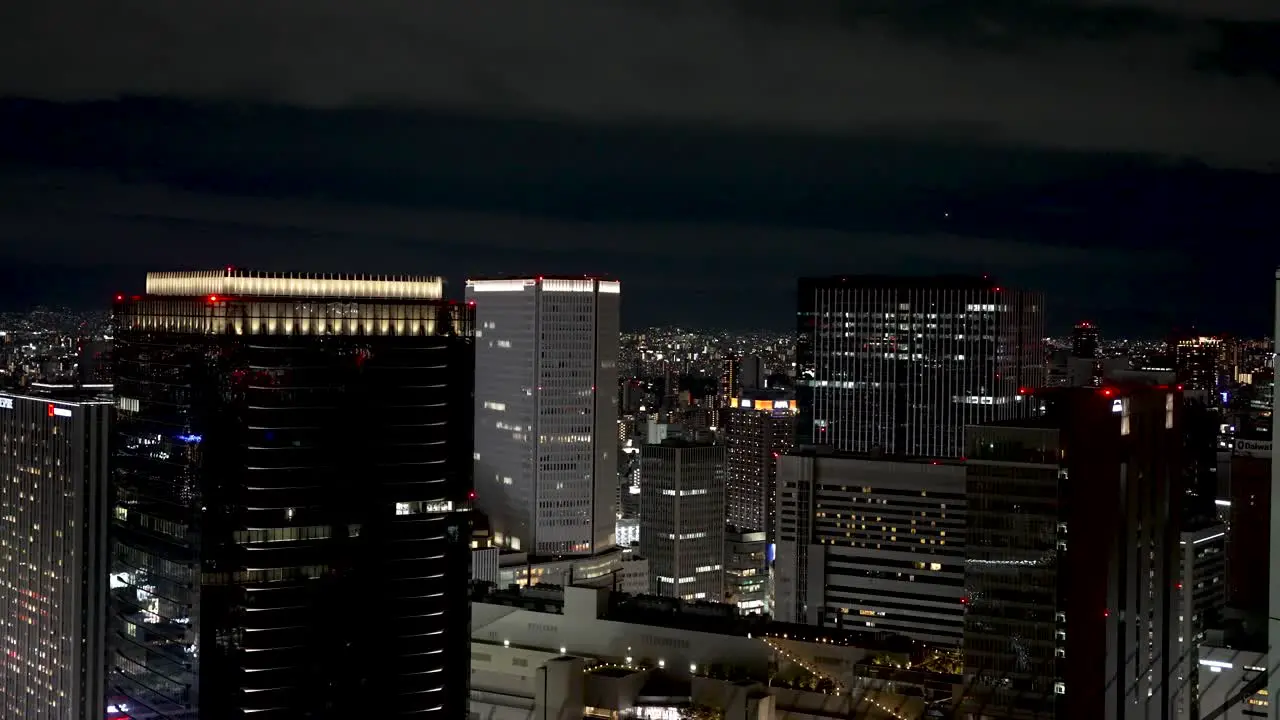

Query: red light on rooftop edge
[[114, 293, 123, 302], [208, 295, 219, 303], [1101, 388, 1114, 397], [1018, 387, 1028, 395], [468, 490, 476, 500]]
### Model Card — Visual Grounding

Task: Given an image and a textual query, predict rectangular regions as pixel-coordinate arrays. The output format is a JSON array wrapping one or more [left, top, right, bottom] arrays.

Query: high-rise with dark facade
[[963, 385, 1184, 720], [724, 388, 796, 538], [0, 385, 112, 720], [108, 270, 475, 719], [1070, 321, 1099, 359], [796, 275, 1044, 458], [640, 439, 726, 602]]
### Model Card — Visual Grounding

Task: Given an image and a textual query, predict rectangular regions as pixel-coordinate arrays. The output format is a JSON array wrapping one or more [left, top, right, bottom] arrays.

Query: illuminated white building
[[0, 385, 112, 720], [467, 277, 621, 556]]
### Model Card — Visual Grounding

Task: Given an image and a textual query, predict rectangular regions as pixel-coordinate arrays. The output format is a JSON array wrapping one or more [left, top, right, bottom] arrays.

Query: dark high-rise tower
[[796, 275, 1045, 458], [107, 270, 475, 719], [963, 384, 1184, 720], [1070, 321, 1099, 359], [724, 388, 795, 538]]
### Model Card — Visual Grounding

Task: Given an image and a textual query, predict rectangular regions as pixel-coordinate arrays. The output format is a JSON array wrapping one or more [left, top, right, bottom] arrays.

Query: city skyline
[[0, 0, 1277, 716]]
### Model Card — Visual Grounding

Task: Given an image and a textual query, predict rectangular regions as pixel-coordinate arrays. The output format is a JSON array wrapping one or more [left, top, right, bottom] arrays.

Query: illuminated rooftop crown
[[145, 269, 444, 300]]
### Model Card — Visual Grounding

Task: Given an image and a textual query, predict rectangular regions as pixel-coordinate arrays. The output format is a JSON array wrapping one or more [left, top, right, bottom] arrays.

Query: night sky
[[1, 0, 1278, 334]]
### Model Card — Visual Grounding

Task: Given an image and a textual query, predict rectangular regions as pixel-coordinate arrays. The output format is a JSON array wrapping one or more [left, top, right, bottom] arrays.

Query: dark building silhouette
[[796, 275, 1044, 458], [1227, 437, 1271, 619], [1180, 397, 1222, 523], [107, 271, 475, 718], [1070, 321, 1099, 359], [963, 384, 1184, 720]]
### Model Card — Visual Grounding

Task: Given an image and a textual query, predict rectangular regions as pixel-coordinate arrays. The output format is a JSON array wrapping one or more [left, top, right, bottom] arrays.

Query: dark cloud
[[0, 0, 1277, 164], [0, 1, 1276, 334]]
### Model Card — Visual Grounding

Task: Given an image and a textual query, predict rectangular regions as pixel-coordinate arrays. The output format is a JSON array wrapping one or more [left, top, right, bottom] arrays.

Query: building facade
[[639, 439, 726, 601], [108, 270, 475, 718], [724, 527, 768, 614], [0, 386, 112, 720], [1270, 265, 1280, 719], [774, 452, 966, 646], [724, 389, 796, 537], [796, 275, 1044, 458], [467, 277, 620, 556], [963, 385, 1184, 720], [1171, 524, 1226, 719]]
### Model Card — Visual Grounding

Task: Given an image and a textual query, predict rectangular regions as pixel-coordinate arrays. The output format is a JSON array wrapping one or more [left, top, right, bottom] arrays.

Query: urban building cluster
[[0, 268, 1276, 720]]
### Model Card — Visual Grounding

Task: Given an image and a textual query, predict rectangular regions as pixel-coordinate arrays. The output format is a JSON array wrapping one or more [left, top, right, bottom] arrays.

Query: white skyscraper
[[467, 277, 620, 556]]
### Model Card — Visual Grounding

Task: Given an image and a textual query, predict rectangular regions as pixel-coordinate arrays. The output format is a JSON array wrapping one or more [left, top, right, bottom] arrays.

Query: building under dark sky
[[0, 384, 112, 720], [964, 385, 1185, 720], [107, 270, 475, 718], [796, 275, 1045, 458]]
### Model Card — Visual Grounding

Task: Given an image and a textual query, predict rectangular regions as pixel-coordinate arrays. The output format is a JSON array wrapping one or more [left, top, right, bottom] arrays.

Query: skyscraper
[[1173, 335, 1224, 392], [467, 276, 620, 555], [963, 385, 1184, 720], [0, 384, 112, 720], [108, 270, 475, 718], [724, 389, 795, 537], [1070, 321, 1099, 359], [640, 439, 726, 601], [796, 275, 1045, 458]]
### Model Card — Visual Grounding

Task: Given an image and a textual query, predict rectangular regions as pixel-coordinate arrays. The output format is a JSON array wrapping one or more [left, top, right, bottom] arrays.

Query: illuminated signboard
[[1235, 439, 1272, 458], [1111, 399, 1124, 414], [47, 404, 72, 418], [731, 398, 799, 413], [0, 397, 12, 410]]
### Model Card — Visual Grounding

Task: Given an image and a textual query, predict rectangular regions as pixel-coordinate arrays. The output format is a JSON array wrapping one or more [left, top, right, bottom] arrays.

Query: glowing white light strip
[[541, 279, 594, 292], [599, 281, 621, 294], [466, 279, 536, 292], [146, 270, 443, 299]]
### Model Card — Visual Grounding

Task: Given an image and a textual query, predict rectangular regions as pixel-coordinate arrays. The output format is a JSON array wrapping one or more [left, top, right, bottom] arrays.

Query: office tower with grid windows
[[467, 277, 620, 556], [108, 270, 475, 719], [796, 275, 1045, 458], [773, 451, 966, 646], [0, 385, 112, 720], [640, 439, 726, 601]]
